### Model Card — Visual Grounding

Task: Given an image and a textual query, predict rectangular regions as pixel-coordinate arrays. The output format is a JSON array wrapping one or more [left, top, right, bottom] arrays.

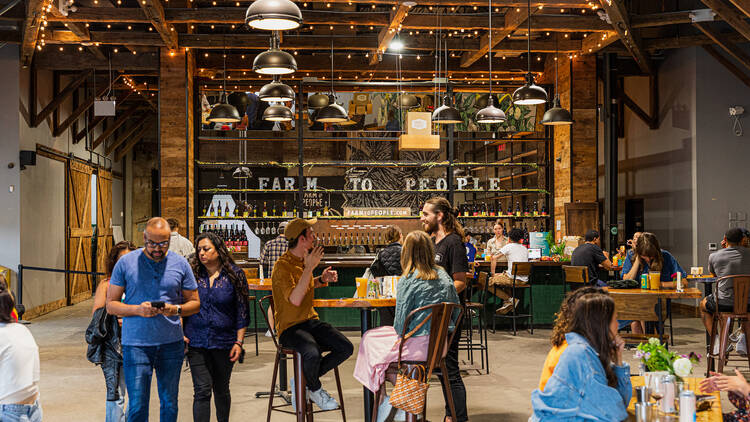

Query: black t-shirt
[[434, 232, 470, 278], [571, 243, 607, 284]]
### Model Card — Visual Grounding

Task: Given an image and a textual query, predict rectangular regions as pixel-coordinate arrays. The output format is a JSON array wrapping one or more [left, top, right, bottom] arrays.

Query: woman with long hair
[[622, 232, 686, 288], [370, 225, 403, 327], [184, 232, 250, 422], [0, 279, 42, 422], [537, 287, 603, 391], [531, 292, 631, 421], [354, 230, 460, 421], [90, 241, 137, 422]]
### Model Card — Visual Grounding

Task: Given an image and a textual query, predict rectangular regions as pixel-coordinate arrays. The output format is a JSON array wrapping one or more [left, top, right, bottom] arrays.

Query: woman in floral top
[[184, 232, 250, 422], [702, 369, 750, 422]]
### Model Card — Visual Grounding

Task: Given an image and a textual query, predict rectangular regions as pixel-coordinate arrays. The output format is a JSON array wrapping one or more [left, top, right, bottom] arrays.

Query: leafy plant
[[635, 338, 701, 380], [545, 231, 566, 257]]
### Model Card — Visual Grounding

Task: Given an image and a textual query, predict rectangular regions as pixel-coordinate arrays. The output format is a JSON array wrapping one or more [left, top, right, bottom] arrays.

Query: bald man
[[107, 217, 200, 422]]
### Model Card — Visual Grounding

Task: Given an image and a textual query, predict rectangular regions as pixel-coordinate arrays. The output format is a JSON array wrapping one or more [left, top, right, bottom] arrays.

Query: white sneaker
[[394, 408, 406, 421], [738, 333, 748, 356], [713, 335, 720, 355], [290, 377, 296, 412], [265, 329, 274, 338], [308, 387, 340, 410]]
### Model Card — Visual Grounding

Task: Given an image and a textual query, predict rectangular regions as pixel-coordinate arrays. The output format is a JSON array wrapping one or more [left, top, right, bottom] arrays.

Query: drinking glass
[[650, 374, 665, 405]]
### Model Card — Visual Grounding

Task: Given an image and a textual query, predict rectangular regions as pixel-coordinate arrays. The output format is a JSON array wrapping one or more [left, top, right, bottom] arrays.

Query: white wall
[[0, 46, 21, 288]]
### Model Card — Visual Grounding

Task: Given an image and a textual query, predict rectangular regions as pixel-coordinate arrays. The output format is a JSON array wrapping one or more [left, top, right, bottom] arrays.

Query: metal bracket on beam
[[689, 8, 717, 23]]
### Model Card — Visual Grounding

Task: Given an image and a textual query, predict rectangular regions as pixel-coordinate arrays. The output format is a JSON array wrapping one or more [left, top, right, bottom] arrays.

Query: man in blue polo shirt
[[106, 217, 200, 422]]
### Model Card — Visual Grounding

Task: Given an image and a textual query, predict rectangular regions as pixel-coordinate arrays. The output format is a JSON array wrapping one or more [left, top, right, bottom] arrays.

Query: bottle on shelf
[[506, 202, 512, 217], [262, 201, 268, 218], [282, 201, 288, 218], [462, 204, 470, 217], [541, 203, 548, 216], [252, 201, 258, 218], [533, 201, 539, 217], [323, 201, 330, 217], [202, 202, 207, 217], [271, 201, 276, 218], [523, 203, 530, 217], [515, 201, 521, 217], [489, 203, 496, 217], [225, 202, 231, 217], [481, 203, 487, 217], [208, 202, 215, 217]]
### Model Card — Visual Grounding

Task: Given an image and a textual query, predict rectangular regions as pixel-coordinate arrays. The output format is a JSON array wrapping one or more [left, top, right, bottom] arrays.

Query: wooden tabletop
[[247, 279, 272, 291], [628, 376, 721, 422], [313, 298, 396, 308], [606, 287, 702, 299]]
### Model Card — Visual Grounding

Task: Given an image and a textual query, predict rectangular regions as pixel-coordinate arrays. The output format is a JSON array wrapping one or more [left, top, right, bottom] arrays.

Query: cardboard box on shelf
[[563, 236, 584, 258]]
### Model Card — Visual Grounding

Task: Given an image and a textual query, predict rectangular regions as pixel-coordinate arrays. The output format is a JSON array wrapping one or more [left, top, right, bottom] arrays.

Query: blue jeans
[[0, 401, 43, 422], [105, 370, 127, 422], [122, 341, 184, 422]]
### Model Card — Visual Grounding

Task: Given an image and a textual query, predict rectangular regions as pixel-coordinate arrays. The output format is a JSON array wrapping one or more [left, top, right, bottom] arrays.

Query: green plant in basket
[[635, 338, 701, 381], [544, 231, 568, 262]]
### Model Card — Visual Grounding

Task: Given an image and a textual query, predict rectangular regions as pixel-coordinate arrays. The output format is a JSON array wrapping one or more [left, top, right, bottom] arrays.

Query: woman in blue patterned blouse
[[184, 232, 250, 422]]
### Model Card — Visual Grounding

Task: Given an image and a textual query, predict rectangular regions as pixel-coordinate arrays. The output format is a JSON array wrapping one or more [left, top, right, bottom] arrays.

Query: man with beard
[[106, 217, 200, 422], [420, 197, 469, 422], [271, 218, 353, 411]]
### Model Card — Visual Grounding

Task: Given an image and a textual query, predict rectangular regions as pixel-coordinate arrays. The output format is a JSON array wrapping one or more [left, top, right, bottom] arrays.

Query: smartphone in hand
[[151, 300, 165, 309]]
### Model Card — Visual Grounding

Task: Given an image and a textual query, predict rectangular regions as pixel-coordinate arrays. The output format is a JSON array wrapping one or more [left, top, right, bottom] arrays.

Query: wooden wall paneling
[[66, 160, 94, 304], [564, 201, 600, 237], [96, 169, 113, 278]]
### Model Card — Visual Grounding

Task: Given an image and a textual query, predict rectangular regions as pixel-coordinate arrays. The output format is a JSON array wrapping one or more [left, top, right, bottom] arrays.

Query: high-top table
[[627, 376, 721, 421]]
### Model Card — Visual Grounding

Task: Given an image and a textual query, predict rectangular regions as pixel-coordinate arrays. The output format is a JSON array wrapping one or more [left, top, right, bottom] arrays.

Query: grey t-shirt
[[708, 247, 750, 305]]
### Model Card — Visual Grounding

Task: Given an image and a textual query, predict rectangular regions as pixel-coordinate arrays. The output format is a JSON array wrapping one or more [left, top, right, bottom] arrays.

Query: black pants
[[377, 307, 396, 327], [278, 319, 354, 392], [437, 329, 468, 422], [187, 346, 235, 422]]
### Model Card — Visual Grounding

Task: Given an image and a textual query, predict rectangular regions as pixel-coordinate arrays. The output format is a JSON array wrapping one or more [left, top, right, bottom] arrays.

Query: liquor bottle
[[242, 226, 247, 246], [271, 201, 276, 217], [316, 205, 322, 217], [323, 201, 330, 217], [282, 201, 288, 218], [292, 204, 297, 218], [506, 202, 512, 217], [252, 202, 258, 218], [462, 204, 469, 217], [262, 201, 268, 218], [208, 202, 215, 217], [515, 201, 521, 217], [225, 202, 231, 217], [489, 203, 496, 217], [202, 202, 207, 217], [533, 201, 539, 217], [541, 203, 548, 216], [481, 203, 487, 217], [523, 204, 530, 217]]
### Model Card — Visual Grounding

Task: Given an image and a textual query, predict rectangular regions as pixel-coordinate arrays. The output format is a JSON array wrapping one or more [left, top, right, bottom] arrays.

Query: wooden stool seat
[[707, 275, 750, 374]]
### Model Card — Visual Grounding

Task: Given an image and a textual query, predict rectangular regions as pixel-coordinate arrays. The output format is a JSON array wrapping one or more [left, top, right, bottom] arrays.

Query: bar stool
[[458, 271, 490, 373], [707, 275, 750, 374], [258, 295, 347, 422], [562, 265, 589, 292], [492, 262, 534, 336]]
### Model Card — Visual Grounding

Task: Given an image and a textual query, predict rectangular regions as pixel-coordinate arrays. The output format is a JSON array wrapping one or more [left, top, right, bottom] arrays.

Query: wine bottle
[[282, 201, 288, 218], [202, 202, 207, 216], [523, 204, 530, 217], [262, 201, 268, 218], [541, 203, 548, 216], [323, 201, 329, 217], [481, 203, 487, 217], [271, 201, 276, 217], [225, 202, 231, 217], [533, 201, 539, 217], [515, 201, 521, 217], [208, 202, 215, 217], [506, 202, 512, 217]]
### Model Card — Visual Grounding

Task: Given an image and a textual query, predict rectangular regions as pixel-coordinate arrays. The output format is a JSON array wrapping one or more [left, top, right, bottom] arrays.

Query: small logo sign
[[411, 119, 427, 130]]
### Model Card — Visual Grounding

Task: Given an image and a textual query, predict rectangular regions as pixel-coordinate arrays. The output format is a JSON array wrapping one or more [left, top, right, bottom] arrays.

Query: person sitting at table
[[486, 223, 508, 275], [531, 292, 631, 421], [271, 218, 353, 411], [480, 228, 528, 315], [625, 231, 643, 265], [354, 230, 460, 421], [571, 230, 618, 287], [622, 232, 686, 288], [700, 228, 750, 338], [538, 286, 602, 391], [701, 368, 750, 422], [464, 233, 477, 263], [369, 225, 403, 327]]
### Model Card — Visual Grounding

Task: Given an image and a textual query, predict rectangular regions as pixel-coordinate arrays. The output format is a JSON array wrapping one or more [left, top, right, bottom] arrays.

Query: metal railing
[[16, 264, 105, 319]]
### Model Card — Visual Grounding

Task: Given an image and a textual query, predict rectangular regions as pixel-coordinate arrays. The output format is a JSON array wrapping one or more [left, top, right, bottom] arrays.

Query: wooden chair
[[258, 295, 347, 422], [242, 266, 261, 356], [492, 262, 534, 336], [458, 271, 490, 373], [707, 275, 750, 374], [611, 293, 669, 346], [371, 302, 464, 422], [562, 265, 589, 291]]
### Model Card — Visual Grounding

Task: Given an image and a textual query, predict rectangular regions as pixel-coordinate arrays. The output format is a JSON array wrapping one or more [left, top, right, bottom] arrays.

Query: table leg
[[361, 308, 373, 422], [254, 356, 291, 404], [656, 298, 666, 349]]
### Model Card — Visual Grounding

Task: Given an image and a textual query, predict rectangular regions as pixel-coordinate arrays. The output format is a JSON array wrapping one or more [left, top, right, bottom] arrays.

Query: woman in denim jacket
[[531, 291, 631, 421]]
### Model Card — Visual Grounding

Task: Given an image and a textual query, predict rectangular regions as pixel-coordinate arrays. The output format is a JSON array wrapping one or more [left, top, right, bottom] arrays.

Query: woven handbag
[[389, 365, 429, 414]]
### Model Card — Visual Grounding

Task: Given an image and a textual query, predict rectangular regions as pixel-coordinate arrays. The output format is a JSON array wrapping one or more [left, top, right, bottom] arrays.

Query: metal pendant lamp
[[259, 77, 295, 102], [541, 39, 573, 126], [512, 0, 547, 105], [263, 104, 294, 121], [476, 0, 505, 124], [431, 13, 462, 124], [208, 50, 241, 123], [245, 0, 303, 31], [308, 93, 329, 109], [254, 32, 297, 75], [399, 93, 419, 109], [316, 40, 348, 123]]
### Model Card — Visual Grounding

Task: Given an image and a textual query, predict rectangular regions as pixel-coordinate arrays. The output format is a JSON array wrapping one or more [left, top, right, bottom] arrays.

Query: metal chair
[[258, 295, 347, 422], [492, 262, 534, 336], [371, 302, 464, 422], [458, 271, 490, 373], [707, 275, 750, 374]]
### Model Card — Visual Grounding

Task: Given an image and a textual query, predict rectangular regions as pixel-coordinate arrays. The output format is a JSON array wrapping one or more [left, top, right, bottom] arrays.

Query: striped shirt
[[260, 235, 289, 279]]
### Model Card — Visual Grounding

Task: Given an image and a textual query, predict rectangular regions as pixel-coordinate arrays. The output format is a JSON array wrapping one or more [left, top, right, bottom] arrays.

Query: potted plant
[[635, 337, 701, 382], [544, 231, 568, 262]]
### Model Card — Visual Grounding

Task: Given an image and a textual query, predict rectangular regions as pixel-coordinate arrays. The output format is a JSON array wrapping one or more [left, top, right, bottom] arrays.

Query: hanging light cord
[[526, 0, 531, 77], [330, 38, 335, 97], [554, 36, 558, 94], [222, 44, 228, 102], [488, 0, 492, 96]]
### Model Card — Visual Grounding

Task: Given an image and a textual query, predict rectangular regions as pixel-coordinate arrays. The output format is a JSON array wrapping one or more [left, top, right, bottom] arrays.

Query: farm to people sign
[[348, 176, 512, 191]]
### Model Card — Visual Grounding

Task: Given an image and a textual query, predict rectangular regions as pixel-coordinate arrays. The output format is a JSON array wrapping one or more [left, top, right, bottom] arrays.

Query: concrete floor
[[27, 299, 739, 421]]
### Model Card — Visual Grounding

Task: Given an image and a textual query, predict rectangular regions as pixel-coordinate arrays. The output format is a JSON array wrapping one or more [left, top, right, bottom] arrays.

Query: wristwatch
[[176, 305, 182, 316]]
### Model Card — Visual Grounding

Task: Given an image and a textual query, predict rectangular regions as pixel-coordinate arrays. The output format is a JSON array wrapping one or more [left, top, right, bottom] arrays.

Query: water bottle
[[679, 390, 696, 422]]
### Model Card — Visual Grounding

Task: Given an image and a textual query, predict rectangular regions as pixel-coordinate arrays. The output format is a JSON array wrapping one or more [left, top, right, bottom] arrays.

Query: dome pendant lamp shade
[[399, 92, 419, 109], [253, 48, 297, 75], [259, 78, 295, 102], [316, 102, 348, 123], [208, 103, 242, 123], [541, 95, 573, 125], [476, 97, 506, 124], [308, 93, 329, 109], [512, 72, 547, 105], [263, 104, 294, 121], [245, 0, 303, 31], [432, 96, 462, 124]]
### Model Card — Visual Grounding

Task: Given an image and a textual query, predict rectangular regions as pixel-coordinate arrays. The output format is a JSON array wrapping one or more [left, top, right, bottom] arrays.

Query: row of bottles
[[319, 230, 390, 247], [202, 200, 297, 218], [199, 224, 248, 248], [463, 219, 548, 236], [459, 201, 548, 218]]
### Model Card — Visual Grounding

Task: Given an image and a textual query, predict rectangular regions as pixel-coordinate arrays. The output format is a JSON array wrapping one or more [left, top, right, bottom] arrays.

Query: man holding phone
[[106, 217, 200, 422], [271, 218, 353, 411]]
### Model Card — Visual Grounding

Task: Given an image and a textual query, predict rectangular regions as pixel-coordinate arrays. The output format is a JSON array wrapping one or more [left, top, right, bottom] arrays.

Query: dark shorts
[[704, 294, 744, 313]]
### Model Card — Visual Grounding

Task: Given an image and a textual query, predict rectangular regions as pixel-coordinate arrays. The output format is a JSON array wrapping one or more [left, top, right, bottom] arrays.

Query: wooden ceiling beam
[[138, 0, 178, 50], [33, 47, 159, 70], [370, 4, 410, 65], [597, 0, 652, 74], [701, 0, 750, 42], [21, 0, 44, 67], [92, 104, 140, 149], [53, 76, 120, 137], [106, 116, 153, 156], [199, 0, 590, 6], [460, 6, 531, 68], [694, 21, 750, 72], [580, 30, 618, 54], [33, 69, 92, 127], [115, 119, 155, 162], [728, 0, 750, 19]]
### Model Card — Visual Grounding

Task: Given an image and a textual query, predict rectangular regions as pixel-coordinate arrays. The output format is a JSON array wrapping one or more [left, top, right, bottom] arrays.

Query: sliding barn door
[[66, 161, 94, 305], [96, 169, 114, 278]]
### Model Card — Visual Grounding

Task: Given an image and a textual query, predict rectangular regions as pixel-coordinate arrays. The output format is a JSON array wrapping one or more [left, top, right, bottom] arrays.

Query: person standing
[[259, 221, 289, 336], [420, 197, 469, 422], [106, 217, 201, 422], [167, 218, 195, 258], [185, 232, 250, 422], [89, 241, 137, 422], [0, 281, 42, 422], [571, 230, 617, 287], [486, 223, 508, 275], [271, 218, 353, 410], [369, 225, 403, 327]]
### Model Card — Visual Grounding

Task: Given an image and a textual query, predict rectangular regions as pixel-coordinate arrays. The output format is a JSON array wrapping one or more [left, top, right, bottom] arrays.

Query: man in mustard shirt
[[271, 218, 353, 411]]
